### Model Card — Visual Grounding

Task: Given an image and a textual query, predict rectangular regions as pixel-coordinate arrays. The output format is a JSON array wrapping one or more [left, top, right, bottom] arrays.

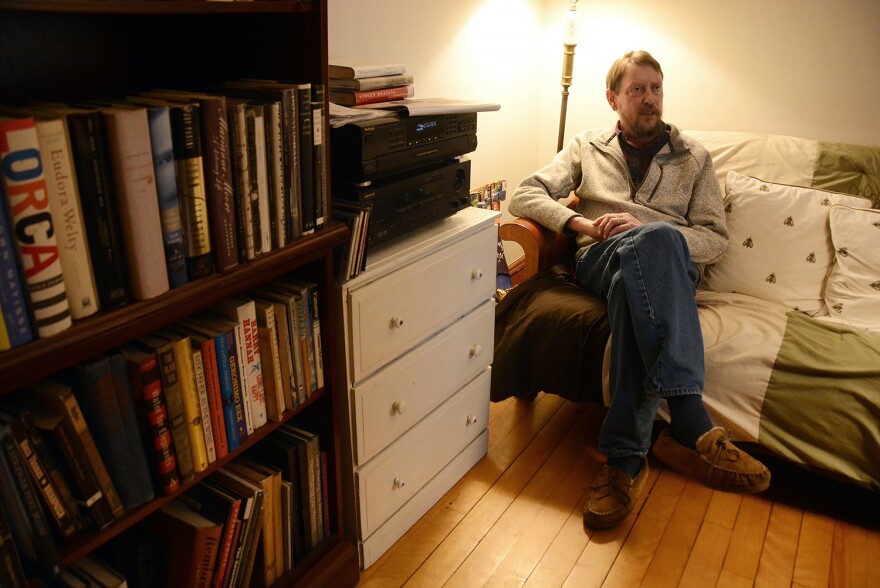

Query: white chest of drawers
[[335, 207, 499, 568]]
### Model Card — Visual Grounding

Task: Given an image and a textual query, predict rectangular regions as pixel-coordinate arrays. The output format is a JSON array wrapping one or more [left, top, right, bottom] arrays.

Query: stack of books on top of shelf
[[328, 62, 414, 107], [0, 80, 331, 352], [0, 276, 326, 584]]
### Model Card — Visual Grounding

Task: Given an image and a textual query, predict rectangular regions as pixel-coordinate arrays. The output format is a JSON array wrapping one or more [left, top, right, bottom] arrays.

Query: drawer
[[355, 368, 490, 538], [351, 300, 494, 465], [348, 224, 496, 381]]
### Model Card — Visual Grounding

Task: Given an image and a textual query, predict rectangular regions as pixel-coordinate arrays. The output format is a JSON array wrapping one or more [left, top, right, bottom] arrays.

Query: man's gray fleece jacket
[[509, 124, 729, 271]]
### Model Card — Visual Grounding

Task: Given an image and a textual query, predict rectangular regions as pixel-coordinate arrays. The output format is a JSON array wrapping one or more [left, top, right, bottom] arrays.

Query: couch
[[492, 130, 880, 490]]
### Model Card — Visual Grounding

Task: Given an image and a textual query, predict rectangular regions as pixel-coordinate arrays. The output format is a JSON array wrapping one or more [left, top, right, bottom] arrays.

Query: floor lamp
[[557, 0, 582, 152]]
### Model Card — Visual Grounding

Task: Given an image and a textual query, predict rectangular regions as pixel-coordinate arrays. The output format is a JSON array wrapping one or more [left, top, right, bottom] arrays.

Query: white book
[[250, 104, 272, 255], [191, 348, 217, 464]]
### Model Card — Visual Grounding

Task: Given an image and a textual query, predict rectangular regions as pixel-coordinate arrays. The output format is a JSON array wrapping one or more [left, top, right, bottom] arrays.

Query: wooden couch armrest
[[499, 195, 579, 282]]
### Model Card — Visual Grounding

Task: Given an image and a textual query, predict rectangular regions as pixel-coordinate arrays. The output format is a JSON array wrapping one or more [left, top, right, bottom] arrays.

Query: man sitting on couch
[[508, 50, 772, 530]]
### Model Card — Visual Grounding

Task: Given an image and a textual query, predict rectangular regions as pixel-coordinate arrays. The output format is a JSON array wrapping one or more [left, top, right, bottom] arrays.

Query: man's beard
[[624, 110, 665, 141]]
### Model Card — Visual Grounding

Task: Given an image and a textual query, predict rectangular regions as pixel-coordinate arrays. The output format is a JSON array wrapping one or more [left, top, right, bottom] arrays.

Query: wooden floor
[[356, 393, 880, 587]]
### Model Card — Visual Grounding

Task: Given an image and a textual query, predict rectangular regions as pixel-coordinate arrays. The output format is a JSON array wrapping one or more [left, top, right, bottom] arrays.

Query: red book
[[328, 84, 414, 106]]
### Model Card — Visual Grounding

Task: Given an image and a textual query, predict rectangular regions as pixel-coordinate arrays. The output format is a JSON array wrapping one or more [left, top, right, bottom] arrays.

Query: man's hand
[[567, 213, 642, 241]]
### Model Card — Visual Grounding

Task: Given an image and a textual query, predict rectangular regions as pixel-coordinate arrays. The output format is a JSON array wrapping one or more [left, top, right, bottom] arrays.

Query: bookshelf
[[0, 1, 359, 586]]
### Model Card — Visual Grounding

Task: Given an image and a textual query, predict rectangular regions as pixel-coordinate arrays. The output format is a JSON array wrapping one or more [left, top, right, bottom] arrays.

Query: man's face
[[607, 63, 664, 143]]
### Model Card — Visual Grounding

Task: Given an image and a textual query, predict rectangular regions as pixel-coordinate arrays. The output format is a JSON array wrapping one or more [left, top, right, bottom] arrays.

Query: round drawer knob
[[469, 344, 482, 358], [466, 415, 478, 425], [392, 400, 408, 415], [472, 269, 483, 280], [391, 316, 404, 329], [393, 477, 406, 489]]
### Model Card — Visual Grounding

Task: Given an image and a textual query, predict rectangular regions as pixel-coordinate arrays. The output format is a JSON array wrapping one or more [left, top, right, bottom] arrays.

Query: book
[[245, 431, 305, 560], [225, 458, 280, 587], [329, 84, 415, 106], [328, 62, 407, 79], [281, 424, 323, 548], [263, 101, 286, 249], [0, 180, 32, 351], [24, 394, 116, 530], [329, 72, 415, 91], [263, 279, 315, 397], [179, 481, 241, 588], [0, 115, 72, 338], [249, 293, 296, 411], [218, 80, 303, 244], [21, 108, 100, 319], [145, 104, 188, 289], [294, 84, 315, 236], [226, 98, 259, 262], [168, 323, 228, 462], [144, 498, 224, 588], [168, 102, 214, 280], [102, 105, 170, 300], [311, 84, 328, 229], [252, 298, 285, 422], [177, 318, 241, 454], [134, 334, 195, 486], [286, 278, 324, 391], [0, 502, 27, 587], [70, 555, 126, 588], [37, 105, 130, 310], [121, 342, 181, 496], [249, 104, 272, 256], [185, 314, 249, 445], [155, 329, 211, 474], [0, 417, 63, 579], [140, 90, 240, 273], [250, 285, 305, 405], [0, 410, 80, 541], [212, 297, 267, 431], [65, 353, 155, 510], [209, 466, 264, 588], [28, 379, 125, 521]]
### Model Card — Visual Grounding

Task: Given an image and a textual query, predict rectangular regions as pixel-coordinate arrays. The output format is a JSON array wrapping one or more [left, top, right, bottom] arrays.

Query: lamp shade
[[562, 0, 582, 45]]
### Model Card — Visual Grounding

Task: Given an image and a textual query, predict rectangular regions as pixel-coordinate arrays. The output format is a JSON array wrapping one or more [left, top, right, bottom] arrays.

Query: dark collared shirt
[[617, 124, 671, 191]]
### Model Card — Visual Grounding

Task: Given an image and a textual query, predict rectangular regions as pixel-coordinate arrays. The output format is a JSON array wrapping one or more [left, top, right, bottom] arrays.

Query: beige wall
[[329, 0, 880, 256]]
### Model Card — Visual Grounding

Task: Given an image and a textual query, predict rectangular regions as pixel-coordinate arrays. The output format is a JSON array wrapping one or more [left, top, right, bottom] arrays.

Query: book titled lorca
[[0, 116, 72, 338]]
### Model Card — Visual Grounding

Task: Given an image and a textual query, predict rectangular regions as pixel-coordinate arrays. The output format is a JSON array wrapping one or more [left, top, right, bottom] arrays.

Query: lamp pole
[[557, 0, 581, 152]]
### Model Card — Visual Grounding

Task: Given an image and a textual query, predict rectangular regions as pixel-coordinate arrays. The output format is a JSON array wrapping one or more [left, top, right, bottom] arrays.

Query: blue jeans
[[575, 222, 704, 459]]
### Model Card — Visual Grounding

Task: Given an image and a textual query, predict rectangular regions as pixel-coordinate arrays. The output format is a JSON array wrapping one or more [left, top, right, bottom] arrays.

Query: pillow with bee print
[[822, 205, 880, 330], [701, 171, 870, 314]]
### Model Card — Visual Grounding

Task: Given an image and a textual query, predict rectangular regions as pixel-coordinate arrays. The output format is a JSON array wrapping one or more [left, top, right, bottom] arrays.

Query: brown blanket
[[491, 265, 609, 404]]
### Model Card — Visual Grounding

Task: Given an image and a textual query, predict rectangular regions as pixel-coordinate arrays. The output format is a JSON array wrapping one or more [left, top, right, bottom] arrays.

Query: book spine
[[248, 104, 272, 254], [125, 348, 181, 496], [169, 103, 214, 280], [330, 73, 414, 91], [230, 320, 254, 436], [310, 84, 328, 230], [0, 424, 63, 578], [170, 337, 210, 473], [100, 353, 157, 508], [35, 408, 115, 529], [0, 495, 27, 586], [209, 328, 241, 452], [0, 116, 72, 338], [155, 344, 196, 485], [33, 117, 100, 319], [0, 183, 33, 350], [103, 107, 170, 300], [192, 348, 217, 465], [281, 90, 301, 243], [228, 103, 256, 262], [194, 335, 228, 460], [264, 102, 286, 249], [5, 414, 79, 540], [335, 63, 406, 78], [64, 111, 131, 310], [294, 85, 315, 235], [244, 108, 262, 259], [224, 326, 249, 443], [196, 95, 239, 272], [146, 106, 189, 289], [255, 301, 284, 420], [307, 284, 325, 390]]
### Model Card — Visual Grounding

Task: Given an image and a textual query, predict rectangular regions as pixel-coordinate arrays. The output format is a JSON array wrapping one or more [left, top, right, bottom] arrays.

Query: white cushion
[[702, 171, 870, 313], [823, 205, 880, 330]]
